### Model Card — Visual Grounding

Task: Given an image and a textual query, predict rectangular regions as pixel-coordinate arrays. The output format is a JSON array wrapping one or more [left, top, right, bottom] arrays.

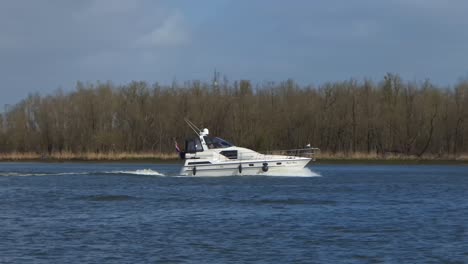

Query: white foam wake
[[108, 169, 165, 176], [263, 167, 321, 177], [0, 169, 166, 177]]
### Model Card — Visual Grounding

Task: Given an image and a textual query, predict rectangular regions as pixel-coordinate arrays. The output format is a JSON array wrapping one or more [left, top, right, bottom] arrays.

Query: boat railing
[[261, 147, 320, 160]]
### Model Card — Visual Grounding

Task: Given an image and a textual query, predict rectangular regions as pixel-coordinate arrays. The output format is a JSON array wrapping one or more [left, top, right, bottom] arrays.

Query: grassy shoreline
[[314, 152, 468, 165], [0, 152, 180, 163], [0, 151, 466, 165], [315, 159, 468, 165]]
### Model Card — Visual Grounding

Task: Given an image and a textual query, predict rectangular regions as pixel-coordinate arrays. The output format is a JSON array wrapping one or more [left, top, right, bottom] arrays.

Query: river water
[[1, 163, 467, 263]]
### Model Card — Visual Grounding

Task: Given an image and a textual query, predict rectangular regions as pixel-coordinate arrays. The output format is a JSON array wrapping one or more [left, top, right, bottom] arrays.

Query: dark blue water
[[1, 163, 467, 263]]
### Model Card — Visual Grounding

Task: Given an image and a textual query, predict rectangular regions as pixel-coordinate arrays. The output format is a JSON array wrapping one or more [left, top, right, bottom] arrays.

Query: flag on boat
[[175, 141, 181, 153]]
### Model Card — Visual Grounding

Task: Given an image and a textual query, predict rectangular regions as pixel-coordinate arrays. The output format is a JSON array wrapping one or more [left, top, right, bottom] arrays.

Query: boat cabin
[[185, 136, 234, 153]]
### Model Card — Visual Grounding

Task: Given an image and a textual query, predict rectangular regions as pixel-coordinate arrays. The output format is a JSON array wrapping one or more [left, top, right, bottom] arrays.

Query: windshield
[[204, 136, 234, 149]]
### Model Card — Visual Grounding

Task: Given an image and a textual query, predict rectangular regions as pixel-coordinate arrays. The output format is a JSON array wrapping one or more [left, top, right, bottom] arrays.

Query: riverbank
[[316, 151, 468, 165], [315, 159, 468, 165], [0, 151, 467, 164], [0, 152, 180, 163]]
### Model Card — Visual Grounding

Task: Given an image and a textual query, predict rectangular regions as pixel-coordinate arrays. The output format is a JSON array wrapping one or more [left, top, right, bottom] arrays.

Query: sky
[[1, 0, 468, 107]]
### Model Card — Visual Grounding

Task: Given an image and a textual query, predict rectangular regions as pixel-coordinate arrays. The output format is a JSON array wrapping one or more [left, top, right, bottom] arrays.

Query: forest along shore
[[1, 74, 467, 158], [0, 151, 466, 164]]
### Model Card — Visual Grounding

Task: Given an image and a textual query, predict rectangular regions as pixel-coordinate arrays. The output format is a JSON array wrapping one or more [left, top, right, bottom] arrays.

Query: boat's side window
[[215, 137, 233, 147], [220, 150, 238, 159], [204, 136, 234, 149]]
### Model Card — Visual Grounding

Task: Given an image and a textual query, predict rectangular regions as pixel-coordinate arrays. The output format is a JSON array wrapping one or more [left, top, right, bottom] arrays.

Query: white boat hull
[[179, 158, 311, 176]]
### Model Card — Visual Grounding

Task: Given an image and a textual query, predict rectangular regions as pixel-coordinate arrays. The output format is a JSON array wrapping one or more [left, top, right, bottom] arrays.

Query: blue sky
[[1, 0, 468, 107]]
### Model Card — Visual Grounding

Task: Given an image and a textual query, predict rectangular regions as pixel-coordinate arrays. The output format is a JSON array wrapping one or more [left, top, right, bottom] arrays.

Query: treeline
[[0, 73, 467, 158]]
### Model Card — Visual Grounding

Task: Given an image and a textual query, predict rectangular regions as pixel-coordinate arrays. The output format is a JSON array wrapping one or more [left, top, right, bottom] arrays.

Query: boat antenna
[[213, 68, 219, 88], [184, 118, 201, 136]]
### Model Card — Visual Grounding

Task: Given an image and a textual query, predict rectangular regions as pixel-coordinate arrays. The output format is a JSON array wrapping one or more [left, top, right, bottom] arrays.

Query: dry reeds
[[316, 151, 468, 161], [0, 151, 178, 161], [0, 152, 42, 161]]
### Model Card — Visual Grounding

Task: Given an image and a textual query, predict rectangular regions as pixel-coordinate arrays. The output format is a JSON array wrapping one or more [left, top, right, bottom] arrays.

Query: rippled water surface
[[1, 163, 467, 263]]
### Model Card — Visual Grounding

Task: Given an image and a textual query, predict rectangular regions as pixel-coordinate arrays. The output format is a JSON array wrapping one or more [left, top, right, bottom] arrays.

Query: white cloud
[[136, 11, 189, 48]]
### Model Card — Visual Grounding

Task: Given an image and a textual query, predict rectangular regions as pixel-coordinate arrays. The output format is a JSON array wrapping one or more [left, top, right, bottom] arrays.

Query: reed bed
[[0, 152, 178, 161], [317, 151, 468, 161], [0, 152, 42, 161]]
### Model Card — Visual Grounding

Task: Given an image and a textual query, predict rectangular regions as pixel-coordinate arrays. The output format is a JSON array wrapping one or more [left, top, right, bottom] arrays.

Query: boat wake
[[0, 172, 90, 177], [106, 169, 165, 176], [0, 169, 166, 177], [262, 167, 321, 177]]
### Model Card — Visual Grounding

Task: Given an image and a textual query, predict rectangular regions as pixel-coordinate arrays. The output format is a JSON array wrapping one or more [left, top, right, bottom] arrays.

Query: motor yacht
[[177, 119, 318, 176]]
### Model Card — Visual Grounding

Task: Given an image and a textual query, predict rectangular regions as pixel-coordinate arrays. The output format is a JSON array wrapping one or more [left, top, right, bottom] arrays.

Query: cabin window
[[249, 164, 254, 167], [185, 138, 203, 153], [276, 162, 282, 165], [188, 161, 211, 165], [220, 150, 238, 159]]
